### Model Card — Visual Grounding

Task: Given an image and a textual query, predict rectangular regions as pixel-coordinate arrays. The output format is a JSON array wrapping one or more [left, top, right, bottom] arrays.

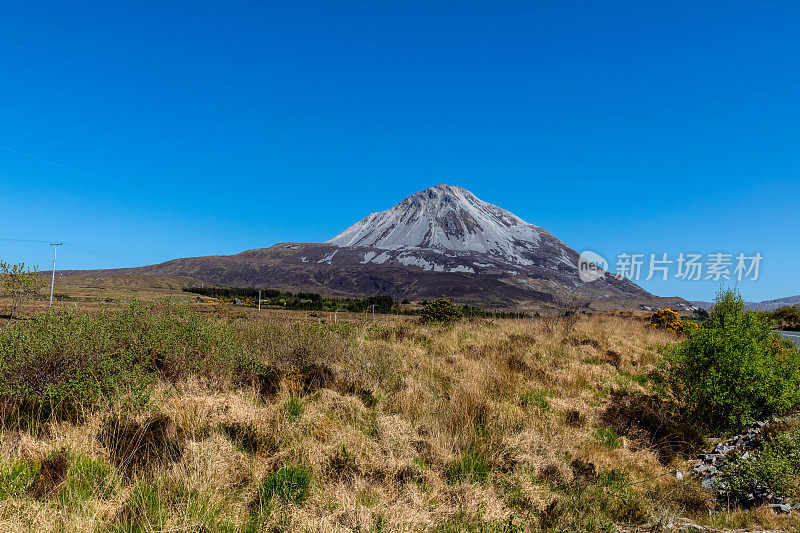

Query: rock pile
[[692, 416, 799, 513]]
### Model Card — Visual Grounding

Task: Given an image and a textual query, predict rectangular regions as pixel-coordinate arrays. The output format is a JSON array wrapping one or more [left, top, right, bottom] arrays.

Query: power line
[[0, 237, 51, 244], [61, 243, 134, 266], [0, 144, 162, 200], [0, 143, 218, 222], [0, 237, 136, 267]]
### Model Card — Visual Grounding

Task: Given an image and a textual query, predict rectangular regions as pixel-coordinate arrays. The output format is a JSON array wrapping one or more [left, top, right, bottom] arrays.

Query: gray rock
[[700, 464, 719, 476], [692, 414, 799, 510], [767, 502, 791, 513], [713, 443, 730, 454]]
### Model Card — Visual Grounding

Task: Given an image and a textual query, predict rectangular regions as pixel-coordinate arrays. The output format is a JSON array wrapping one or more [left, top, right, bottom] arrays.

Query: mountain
[[328, 185, 553, 263], [692, 295, 800, 312], [753, 295, 800, 311], [62, 184, 690, 310]]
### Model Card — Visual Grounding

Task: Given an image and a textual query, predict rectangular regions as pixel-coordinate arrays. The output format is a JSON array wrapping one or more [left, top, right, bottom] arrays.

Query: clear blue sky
[[1, 1, 798, 302]]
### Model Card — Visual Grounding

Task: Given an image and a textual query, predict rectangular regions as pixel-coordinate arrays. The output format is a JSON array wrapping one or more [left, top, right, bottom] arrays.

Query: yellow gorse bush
[[647, 308, 684, 334]]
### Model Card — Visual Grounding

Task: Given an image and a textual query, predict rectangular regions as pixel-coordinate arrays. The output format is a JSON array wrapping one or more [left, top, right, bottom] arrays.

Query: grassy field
[[0, 293, 796, 532]]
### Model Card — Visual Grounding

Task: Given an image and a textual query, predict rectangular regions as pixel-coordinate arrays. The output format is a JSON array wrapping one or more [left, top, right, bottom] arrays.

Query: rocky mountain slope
[[328, 185, 554, 262], [63, 185, 690, 310]]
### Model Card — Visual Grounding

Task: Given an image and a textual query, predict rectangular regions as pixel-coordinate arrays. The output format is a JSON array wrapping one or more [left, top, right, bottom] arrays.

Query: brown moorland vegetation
[[0, 298, 796, 532]]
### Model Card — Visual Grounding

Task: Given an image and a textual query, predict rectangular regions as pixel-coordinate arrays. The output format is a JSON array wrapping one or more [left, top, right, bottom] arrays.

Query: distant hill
[[692, 295, 800, 312], [62, 184, 692, 311]]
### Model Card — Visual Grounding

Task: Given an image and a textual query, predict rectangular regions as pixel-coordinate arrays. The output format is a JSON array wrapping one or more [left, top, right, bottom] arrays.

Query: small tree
[[420, 298, 462, 324], [666, 288, 800, 431], [1, 261, 46, 324]]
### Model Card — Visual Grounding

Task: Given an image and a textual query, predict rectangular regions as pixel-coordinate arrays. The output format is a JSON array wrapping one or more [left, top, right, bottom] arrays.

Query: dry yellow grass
[[0, 307, 795, 532]]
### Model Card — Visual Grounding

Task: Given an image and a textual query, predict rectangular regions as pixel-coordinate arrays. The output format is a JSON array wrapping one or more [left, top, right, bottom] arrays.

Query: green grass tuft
[[283, 396, 304, 420], [519, 390, 550, 411], [58, 454, 115, 508], [593, 427, 621, 448], [0, 460, 38, 499], [445, 453, 490, 484], [255, 464, 313, 506]]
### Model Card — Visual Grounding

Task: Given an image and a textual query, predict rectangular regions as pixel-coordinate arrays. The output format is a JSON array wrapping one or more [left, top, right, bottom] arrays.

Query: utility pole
[[258, 289, 261, 311], [49, 242, 63, 307]]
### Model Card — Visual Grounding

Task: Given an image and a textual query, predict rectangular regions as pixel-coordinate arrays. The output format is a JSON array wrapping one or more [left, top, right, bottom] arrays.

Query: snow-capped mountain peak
[[72, 183, 657, 308], [327, 184, 547, 262]]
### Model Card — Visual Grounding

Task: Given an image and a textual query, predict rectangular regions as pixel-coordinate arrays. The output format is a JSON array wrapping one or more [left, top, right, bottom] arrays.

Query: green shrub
[[0, 302, 269, 422], [0, 310, 154, 421], [0, 261, 46, 322], [772, 305, 800, 331], [666, 288, 800, 431], [255, 464, 313, 505], [420, 299, 463, 325]]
